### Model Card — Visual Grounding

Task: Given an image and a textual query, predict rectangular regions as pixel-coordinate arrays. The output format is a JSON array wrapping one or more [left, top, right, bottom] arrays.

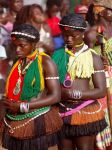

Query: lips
[[67, 42, 73, 46], [16, 52, 22, 57]]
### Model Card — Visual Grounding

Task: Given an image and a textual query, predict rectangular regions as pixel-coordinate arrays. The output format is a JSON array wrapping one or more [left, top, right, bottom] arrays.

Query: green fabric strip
[[20, 57, 41, 101], [6, 106, 50, 121], [52, 48, 69, 83]]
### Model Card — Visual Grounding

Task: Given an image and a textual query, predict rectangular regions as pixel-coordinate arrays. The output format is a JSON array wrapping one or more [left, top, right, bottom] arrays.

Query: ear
[[32, 42, 37, 51], [81, 31, 85, 37], [32, 42, 37, 47]]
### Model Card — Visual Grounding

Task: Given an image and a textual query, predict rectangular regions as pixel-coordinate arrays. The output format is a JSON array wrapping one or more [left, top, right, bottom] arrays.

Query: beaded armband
[[94, 70, 105, 73], [45, 76, 59, 80]]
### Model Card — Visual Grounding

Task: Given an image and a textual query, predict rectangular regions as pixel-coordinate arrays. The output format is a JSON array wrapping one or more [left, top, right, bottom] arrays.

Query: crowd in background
[[1, 0, 112, 150], [0, 0, 93, 94]]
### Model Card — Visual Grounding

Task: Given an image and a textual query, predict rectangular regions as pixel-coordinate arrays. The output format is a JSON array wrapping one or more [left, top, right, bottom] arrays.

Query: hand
[[3, 99, 20, 113], [61, 86, 70, 100]]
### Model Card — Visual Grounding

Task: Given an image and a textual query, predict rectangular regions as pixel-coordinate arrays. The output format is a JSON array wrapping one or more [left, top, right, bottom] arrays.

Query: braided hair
[[11, 23, 40, 42]]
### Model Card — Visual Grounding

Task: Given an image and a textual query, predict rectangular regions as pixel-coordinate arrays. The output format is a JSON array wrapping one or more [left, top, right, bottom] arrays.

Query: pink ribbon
[[60, 100, 95, 117]]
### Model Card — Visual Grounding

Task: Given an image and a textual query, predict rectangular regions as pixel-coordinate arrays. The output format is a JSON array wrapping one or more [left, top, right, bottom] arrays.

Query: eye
[[21, 44, 25, 47]]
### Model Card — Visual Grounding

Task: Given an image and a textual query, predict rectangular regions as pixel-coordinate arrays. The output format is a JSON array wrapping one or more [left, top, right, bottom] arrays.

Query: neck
[[30, 21, 41, 31], [72, 42, 84, 53]]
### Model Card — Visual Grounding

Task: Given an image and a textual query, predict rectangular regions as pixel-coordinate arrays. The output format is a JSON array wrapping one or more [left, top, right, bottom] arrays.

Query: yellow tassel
[[5, 60, 19, 96], [67, 49, 95, 80], [37, 51, 49, 91]]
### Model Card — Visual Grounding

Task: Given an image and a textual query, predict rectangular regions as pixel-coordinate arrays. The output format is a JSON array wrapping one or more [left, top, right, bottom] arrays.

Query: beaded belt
[[6, 106, 51, 121]]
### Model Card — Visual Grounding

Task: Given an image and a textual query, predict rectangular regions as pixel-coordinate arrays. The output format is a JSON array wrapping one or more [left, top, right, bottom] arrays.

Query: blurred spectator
[[14, 4, 54, 55], [0, 45, 10, 135], [61, 0, 70, 17], [0, 25, 10, 46], [8, 0, 23, 24], [46, 0, 65, 50], [0, 45, 7, 60], [70, 0, 81, 13], [0, 45, 8, 94], [23, 0, 46, 10], [74, 4, 88, 20], [81, 0, 93, 6], [0, 1, 13, 32], [0, 0, 24, 63], [0, 1, 13, 62]]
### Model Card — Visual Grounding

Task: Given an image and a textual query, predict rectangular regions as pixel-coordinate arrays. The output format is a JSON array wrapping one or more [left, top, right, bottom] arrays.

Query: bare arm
[[81, 53, 106, 99], [29, 55, 61, 109], [84, 28, 97, 48]]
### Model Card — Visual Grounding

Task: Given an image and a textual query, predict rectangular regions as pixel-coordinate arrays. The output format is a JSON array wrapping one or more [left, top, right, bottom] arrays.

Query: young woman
[[2, 23, 63, 150], [52, 13, 107, 150]]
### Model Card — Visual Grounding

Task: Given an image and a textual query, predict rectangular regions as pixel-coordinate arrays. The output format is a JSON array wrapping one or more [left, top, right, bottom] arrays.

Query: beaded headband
[[11, 32, 36, 39], [58, 23, 86, 30]]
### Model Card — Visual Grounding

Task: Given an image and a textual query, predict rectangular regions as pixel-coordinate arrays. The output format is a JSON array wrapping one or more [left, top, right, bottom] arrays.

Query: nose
[[16, 47, 21, 52], [67, 36, 73, 42]]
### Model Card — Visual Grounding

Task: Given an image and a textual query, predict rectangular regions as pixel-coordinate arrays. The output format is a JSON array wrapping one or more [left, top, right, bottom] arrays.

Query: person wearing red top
[[46, 0, 65, 50]]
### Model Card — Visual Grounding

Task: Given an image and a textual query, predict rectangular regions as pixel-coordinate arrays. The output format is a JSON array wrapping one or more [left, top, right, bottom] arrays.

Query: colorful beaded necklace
[[13, 57, 36, 96]]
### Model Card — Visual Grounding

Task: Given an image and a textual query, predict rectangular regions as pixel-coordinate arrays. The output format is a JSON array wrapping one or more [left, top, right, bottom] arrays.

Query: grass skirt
[[2, 107, 63, 150], [59, 101, 107, 137]]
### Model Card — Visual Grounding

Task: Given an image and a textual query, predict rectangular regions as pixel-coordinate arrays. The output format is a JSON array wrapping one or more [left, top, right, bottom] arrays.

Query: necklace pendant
[[13, 78, 21, 95], [63, 73, 72, 88]]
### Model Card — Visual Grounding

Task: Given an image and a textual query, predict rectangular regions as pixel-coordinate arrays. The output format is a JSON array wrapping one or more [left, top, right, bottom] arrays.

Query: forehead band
[[58, 23, 86, 30], [11, 32, 36, 39]]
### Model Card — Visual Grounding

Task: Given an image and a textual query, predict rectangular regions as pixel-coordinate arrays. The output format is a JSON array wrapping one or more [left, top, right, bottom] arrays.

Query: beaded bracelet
[[71, 90, 82, 99], [20, 102, 29, 113]]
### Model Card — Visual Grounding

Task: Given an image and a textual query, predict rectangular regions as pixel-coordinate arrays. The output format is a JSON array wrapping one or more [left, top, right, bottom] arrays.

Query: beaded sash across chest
[[5, 50, 45, 101], [5, 50, 51, 121], [13, 57, 36, 96]]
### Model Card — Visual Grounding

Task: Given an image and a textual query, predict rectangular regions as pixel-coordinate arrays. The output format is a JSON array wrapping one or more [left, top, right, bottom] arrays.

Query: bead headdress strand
[[11, 32, 36, 39], [58, 23, 86, 30]]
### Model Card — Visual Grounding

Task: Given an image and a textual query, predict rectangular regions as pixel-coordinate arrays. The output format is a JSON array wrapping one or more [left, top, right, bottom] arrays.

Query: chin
[[16, 54, 24, 58], [67, 45, 73, 49]]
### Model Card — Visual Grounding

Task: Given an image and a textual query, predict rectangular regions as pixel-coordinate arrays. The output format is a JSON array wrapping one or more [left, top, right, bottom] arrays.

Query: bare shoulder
[[42, 55, 58, 75], [85, 26, 97, 40], [92, 52, 104, 70], [84, 26, 97, 47]]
